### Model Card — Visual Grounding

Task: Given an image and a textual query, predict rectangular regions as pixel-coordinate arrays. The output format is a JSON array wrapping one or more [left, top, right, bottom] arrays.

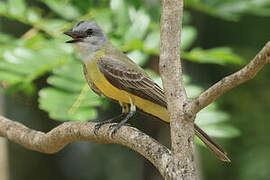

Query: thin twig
[[191, 41, 270, 114], [21, 28, 39, 40]]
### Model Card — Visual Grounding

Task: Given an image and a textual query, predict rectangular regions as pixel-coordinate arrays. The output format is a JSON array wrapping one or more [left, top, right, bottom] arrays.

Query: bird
[[64, 20, 230, 162]]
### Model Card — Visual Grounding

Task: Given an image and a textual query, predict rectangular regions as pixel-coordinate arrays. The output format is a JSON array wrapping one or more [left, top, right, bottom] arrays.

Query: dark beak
[[63, 30, 86, 43]]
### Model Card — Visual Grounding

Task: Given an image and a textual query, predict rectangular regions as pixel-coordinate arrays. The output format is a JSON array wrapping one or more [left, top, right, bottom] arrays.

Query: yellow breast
[[86, 55, 170, 122]]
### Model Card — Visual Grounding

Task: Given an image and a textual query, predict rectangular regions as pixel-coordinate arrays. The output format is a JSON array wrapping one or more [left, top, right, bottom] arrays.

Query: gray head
[[64, 21, 108, 62], [64, 21, 108, 45]]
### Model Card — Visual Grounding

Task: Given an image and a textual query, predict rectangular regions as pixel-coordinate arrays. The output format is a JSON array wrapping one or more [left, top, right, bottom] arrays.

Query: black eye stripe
[[86, 29, 94, 36]]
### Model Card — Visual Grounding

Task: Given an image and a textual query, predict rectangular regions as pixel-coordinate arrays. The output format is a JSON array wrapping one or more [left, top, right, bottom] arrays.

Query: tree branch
[[160, 0, 197, 179], [191, 41, 270, 114], [0, 115, 171, 177]]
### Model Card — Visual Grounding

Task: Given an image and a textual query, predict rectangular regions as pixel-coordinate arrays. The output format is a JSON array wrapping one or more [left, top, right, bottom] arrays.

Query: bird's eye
[[86, 29, 93, 36]]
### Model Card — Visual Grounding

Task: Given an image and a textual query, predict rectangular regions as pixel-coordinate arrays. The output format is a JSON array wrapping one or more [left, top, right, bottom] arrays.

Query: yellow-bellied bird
[[64, 21, 230, 162]]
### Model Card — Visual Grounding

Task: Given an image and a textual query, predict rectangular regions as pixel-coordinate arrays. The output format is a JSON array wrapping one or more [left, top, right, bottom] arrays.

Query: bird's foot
[[94, 113, 126, 135], [110, 111, 135, 138], [110, 123, 131, 137]]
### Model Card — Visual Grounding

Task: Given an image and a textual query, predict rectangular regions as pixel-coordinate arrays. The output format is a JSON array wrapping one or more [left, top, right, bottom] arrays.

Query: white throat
[[75, 38, 108, 65], [75, 43, 98, 65]]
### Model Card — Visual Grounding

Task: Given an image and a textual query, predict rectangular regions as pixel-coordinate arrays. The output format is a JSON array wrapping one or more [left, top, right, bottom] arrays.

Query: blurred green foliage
[[0, 0, 242, 136], [185, 0, 270, 21], [1, 0, 270, 179]]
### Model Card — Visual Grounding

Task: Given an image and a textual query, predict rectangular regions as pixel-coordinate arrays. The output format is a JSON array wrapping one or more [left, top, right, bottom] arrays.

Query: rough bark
[[159, 0, 197, 179], [0, 115, 171, 177]]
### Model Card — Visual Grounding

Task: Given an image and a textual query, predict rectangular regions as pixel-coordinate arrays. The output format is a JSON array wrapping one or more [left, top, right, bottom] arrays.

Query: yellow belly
[[86, 59, 170, 122]]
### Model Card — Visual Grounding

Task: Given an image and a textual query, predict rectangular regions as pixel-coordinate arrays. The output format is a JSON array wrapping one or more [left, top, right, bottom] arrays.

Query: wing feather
[[97, 57, 167, 107]]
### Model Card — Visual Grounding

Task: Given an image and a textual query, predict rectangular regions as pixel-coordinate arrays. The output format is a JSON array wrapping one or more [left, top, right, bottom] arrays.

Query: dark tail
[[194, 124, 231, 162]]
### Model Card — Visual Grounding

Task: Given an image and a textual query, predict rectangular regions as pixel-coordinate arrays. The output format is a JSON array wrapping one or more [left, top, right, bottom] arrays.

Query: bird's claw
[[110, 123, 131, 138], [94, 122, 107, 135]]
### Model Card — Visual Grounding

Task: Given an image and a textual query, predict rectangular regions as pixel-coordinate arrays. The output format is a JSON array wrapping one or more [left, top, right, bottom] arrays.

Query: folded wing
[[97, 57, 167, 107]]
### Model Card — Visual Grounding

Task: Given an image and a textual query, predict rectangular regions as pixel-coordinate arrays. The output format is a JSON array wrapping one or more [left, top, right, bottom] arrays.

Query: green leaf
[[200, 124, 241, 138], [94, 9, 113, 33], [185, 0, 270, 21], [52, 60, 85, 82], [144, 29, 160, 54], [184, 0, 239, 21], [0, 33, 14, 43], [0, 71, 22, 84], [47, 76, 85, 93], [8, 0, 26, 17], [110, 0, 124, 11], [110, 0, 129, 34], [0, 39, 72, 90], [185, 85, 203, 98], [122, 39, 144, 51], [24, 33, 46, 48], [42, 0, 81, 20], [181, 26, 197, 50], [39, 88, 99, 121], [4, 82, 36, 96], [26, 9, 41, 23], [196, 108, 240, 139], [183, 11, 192, 24], [217, 0, 270, 18], [196, 111, 230, 126], [182, 47, 244, 65], [38, 85, 101, 121], [37, 58, 102, 122], [146, 71, 191, 89], [183, 75, 191, 84], [0, 1, 7, 14], [126, 50, 149, 66], [41, 19, 67, 35], [124, 8, 150, 42]]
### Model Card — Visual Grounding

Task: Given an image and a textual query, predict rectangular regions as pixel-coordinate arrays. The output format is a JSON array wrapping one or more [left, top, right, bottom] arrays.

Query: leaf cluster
[[0, 0, 252, 138]]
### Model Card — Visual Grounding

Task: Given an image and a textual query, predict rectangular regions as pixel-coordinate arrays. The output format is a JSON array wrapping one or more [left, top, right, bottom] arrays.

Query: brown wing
[[97, 57, 167, 107]]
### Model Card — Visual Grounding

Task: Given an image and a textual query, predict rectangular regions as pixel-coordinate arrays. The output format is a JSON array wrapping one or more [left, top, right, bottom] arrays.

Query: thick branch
[[160, 1, 187, 101], [0, 115, 171, 177], [191, 41, 270, 113], [160, 0, 197, 179]]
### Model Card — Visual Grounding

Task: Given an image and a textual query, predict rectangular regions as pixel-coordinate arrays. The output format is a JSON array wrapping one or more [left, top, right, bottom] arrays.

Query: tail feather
[[194, 124, 231, 162]]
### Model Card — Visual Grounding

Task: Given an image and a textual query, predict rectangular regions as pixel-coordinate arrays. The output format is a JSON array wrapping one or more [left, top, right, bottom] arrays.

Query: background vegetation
[[0, 0, 270, 179]]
